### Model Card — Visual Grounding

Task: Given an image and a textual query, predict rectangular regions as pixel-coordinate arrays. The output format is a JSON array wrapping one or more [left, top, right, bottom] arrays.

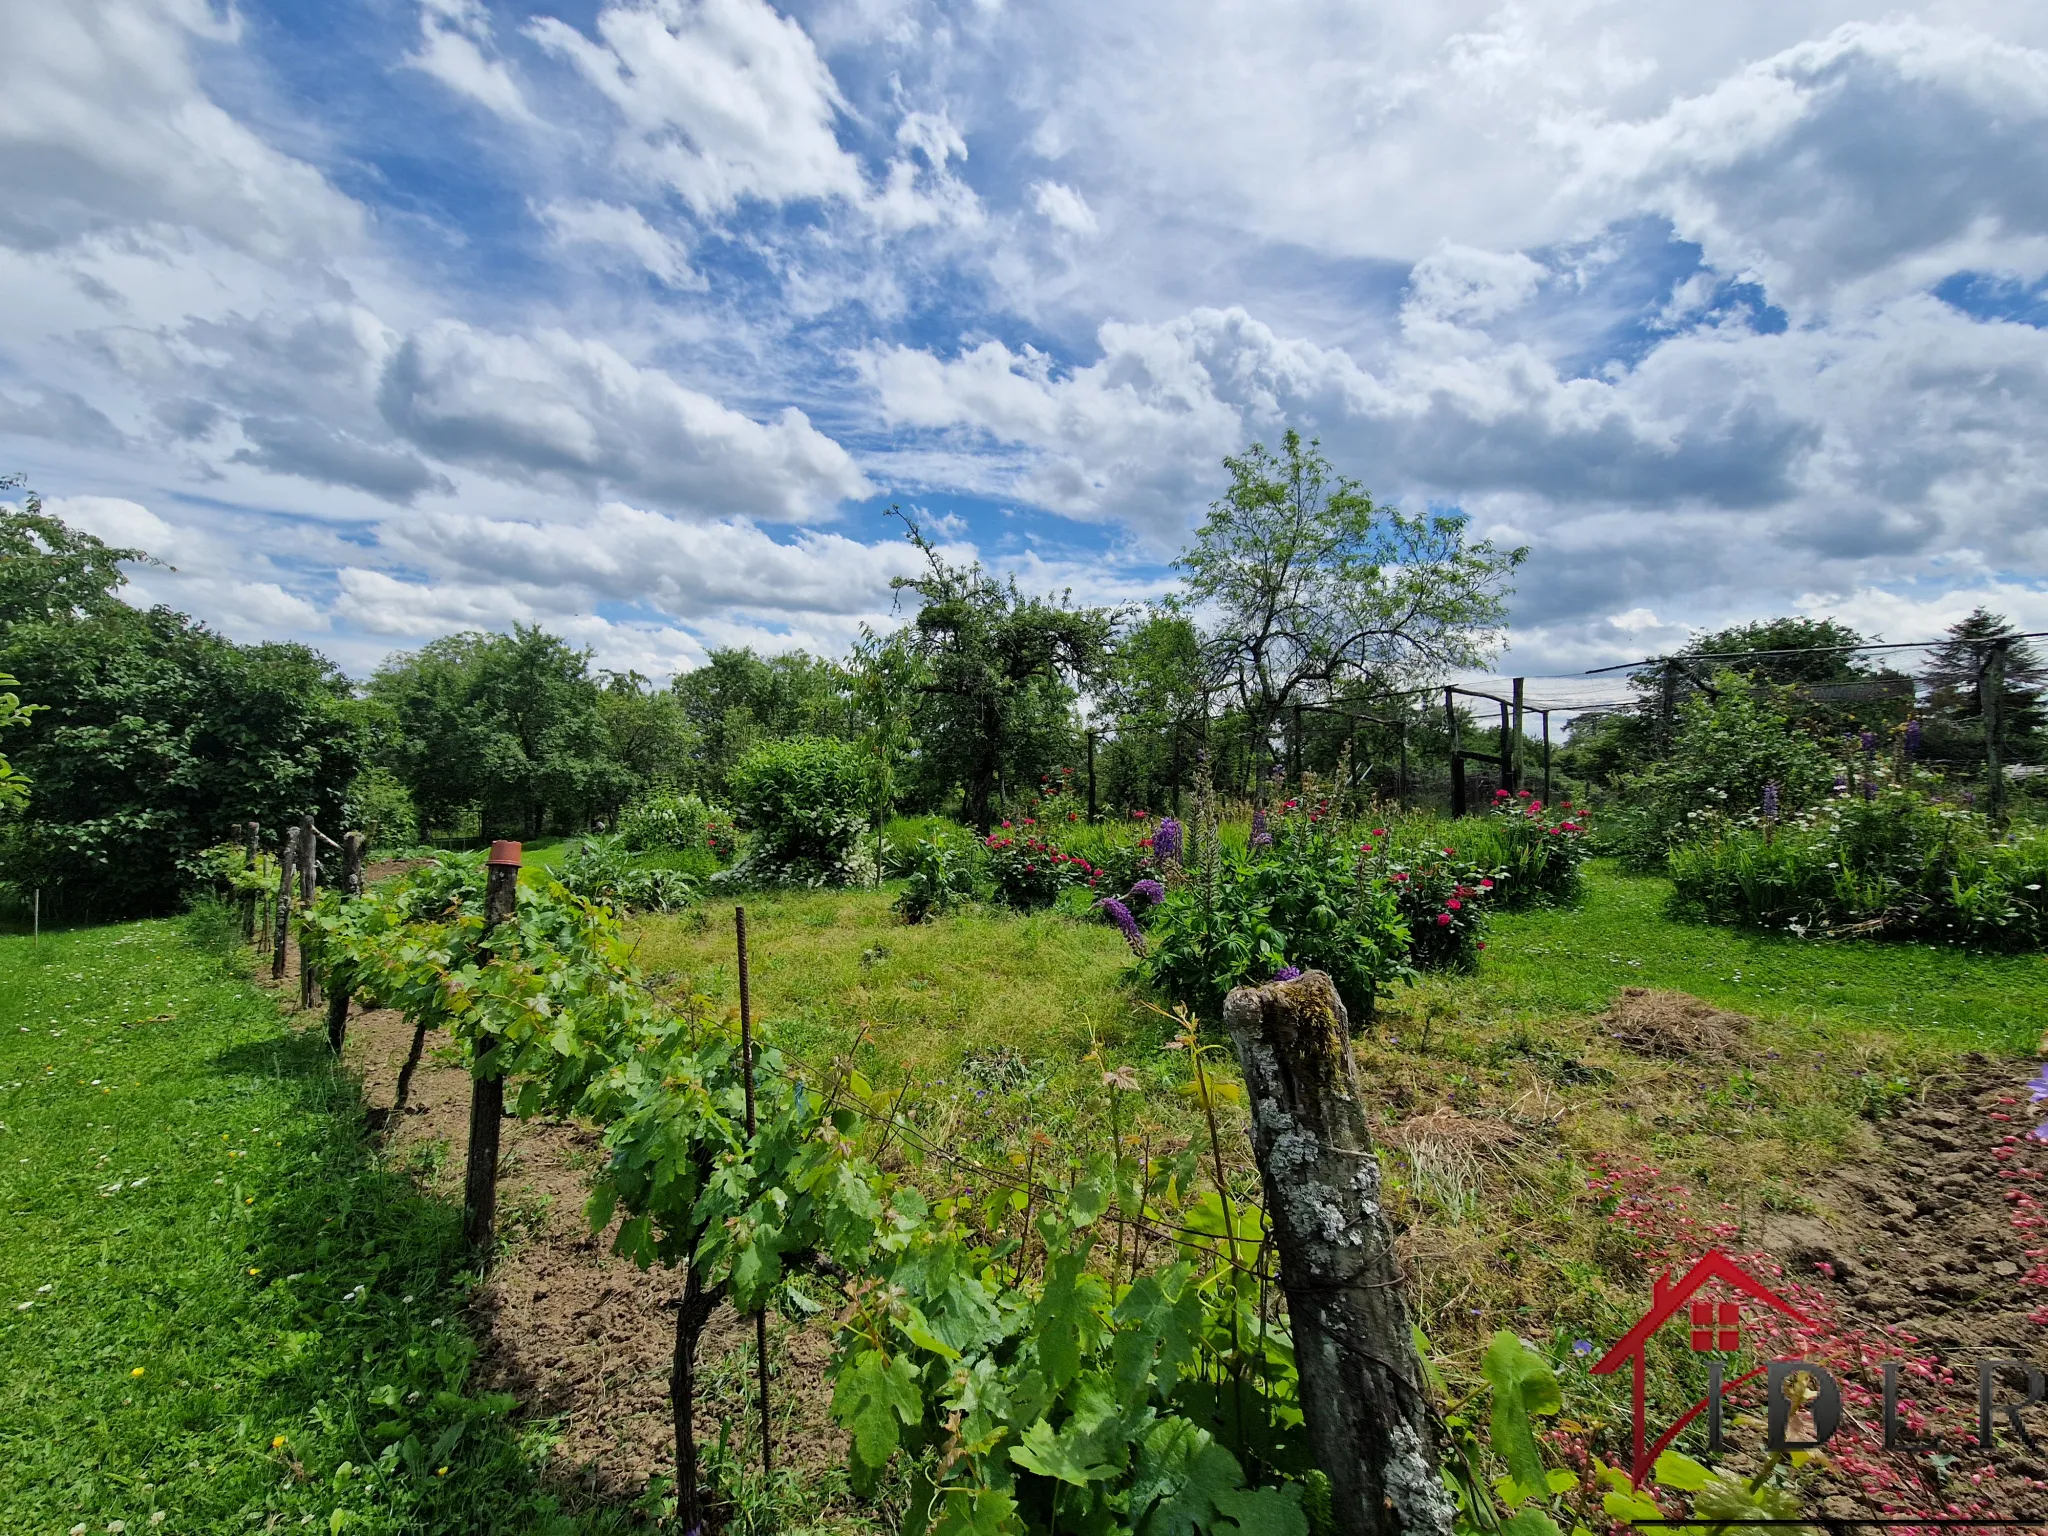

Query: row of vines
[[293, 853, 1728, 1536]]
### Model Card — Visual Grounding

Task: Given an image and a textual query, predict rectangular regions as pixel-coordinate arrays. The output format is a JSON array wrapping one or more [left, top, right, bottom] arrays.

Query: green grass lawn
[[1420, 861, 2047, 1052], [0, 905, 622, 1536]]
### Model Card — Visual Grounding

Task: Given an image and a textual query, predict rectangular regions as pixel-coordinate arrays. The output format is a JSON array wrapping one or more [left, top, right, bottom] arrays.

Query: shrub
[[892, 836, 981, 923], [1605, 677, 1836, 870], [1366, 832, 1495, 973], [1445, 792, 1592, 909], [1668, 781, 2048, 948], [982, 824, 1100, 908], [1141, 799, 1409, 1022], [617, 790, 708, 852], [555, 834, 699, 913], [722, 735, 867, 886], [349, 765, 419, 851]]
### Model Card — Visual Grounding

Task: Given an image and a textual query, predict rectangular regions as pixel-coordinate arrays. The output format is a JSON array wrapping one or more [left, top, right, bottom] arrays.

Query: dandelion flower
[[130, 1367, 145, 1378], [272, 1435, 286, 1449]]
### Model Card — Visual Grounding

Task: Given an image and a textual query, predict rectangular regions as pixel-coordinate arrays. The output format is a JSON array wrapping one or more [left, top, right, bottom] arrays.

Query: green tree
[[370, 627, 631, 837], [1100, 610, 1206, 813], [0, 672, 35, 811], [670, 646, 850, 789], [1923, 608, 2047, 759], [597, 670, 698, 800], [0, 500, 361, 914], [888, 512, 1116, 831], [1177, 431, 1523, 785], [847, 628, 928, 883]]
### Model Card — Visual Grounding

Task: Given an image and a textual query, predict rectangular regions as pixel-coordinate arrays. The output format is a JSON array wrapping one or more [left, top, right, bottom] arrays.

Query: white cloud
[[380, 320, 871, 518], [405, 0, 536, 122], [0, 0, 362, 259], [529, 0, 866, 214], [1030, 180, 1098, 237], [539, 199, 704, 288]]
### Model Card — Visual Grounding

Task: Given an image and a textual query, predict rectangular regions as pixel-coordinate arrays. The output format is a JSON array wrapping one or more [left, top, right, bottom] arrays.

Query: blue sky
[[3, 0, 2047, 683]]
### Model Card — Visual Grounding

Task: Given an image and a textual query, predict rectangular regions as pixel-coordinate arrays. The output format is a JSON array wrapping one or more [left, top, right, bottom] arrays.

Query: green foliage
[[0, 504, 362, 915], [368, 626, 634, 838], [0, 670, 36, 811], [1176, 430, 1523, 748], [348, 765, 419, 851], [615, 789, 717, 856], [1667, 780, 2048, 948], [1603, 677, 1835, 871], [0, 917, 591, 1533], [670, 646, 852, 792], [1142, 801, 1410, 1020], [894, 836, 981, 923], [889, 510, 1116, 830], [724, 734, 870, 885], [185, 840, 279, 898], [982, 825, 1102, 910], [554, 835, 701, 914], [1367, 835, 1494, 974]]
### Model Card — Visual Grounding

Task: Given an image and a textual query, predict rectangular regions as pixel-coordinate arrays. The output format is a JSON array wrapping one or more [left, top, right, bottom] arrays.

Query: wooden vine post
[[241, 820, 260, 941], [298, 813, 319, 1011], [324, 833, 368, 1055], [736, 905, 773, 1482], [462, 840, 522, 1255], [271, 833, 297, 980], [1221, 972, 1455, 1536]]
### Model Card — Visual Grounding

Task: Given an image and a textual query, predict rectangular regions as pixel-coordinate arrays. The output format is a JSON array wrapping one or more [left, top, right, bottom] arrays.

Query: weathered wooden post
[[1086, 729, 1099, 822], [271, 834, 296, 981], [1222, 972, 1454, 1536], [1507, 677, 1524, 795], [1540, 709, 1553, 807], [298, 813, 319, 1011], [735, 907, 772, 1480], [1985, 638, 2009, 825], [1444, 688, 1466, 817], [342, 830, 366, 898], [463, 840, 522, 1254], [242, 821, 260, 942], [323, 834, 366, 1055]]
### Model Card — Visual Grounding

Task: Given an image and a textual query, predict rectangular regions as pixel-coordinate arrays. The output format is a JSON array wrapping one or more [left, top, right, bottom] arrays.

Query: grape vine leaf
[[1481, 1330, 1561, 1502], [832, 1349, 922, 1471]]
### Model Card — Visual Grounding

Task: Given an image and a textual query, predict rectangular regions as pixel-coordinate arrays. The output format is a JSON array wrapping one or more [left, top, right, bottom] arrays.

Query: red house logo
[[1589, 1249, 1814, 1485]]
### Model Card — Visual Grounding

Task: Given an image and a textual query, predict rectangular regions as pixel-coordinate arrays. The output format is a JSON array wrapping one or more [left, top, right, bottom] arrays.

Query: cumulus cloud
[[529, 0, 866, 214], [1030, 181, 1098, 237], [379, 321, 871, 518], [0, 0, 360, 258]]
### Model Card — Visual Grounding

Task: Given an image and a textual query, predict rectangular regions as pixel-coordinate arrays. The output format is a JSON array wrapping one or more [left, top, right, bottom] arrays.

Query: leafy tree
[[847, 627, 928, 882], [1177, 431, 1523, 785], [670, 646, 850, 790], [724, 734, 868, 884], [0, 672, 36, 811], [0, 500, 361, 913], [1922, 608, 2047, 757], [370, 627, 632, 837], [596, 670, 698, 800], [1100, 610, 1206, 812], [888, 512, 1116, 831], [1683, 617, 1871, 686]]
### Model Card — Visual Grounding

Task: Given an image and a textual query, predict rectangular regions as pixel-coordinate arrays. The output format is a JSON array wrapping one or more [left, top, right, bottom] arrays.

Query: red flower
[[1025, 863, 1036, 873], [1495, 789, 1512, 800], [1517, 789, 1531, 798], [1391, 871, 1409, 882], [1436, 913, 1452, 926], [1372, 828, 1388, 838], [1001, 819, 1013, 828], [1442, 847, 1455, 856], [1479, 877, 1494, 889], [1447, 898, 1462, 911], [1477, 941, 1487, 950]]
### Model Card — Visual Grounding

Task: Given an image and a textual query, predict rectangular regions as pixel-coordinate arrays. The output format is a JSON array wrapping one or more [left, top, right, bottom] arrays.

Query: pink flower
[[1372, 828, 1388, 838], [1495, 789, 1512, 800], [1479, 878, 1494, 889], [1001, 819, 1012, 828], [1391, 871, 1409, 882], [1447, 899, 1462, 910], [1442, 847, 1455, 856], [1436, 913, 1452, 927], [1477, 941, 1487, 951], [1359, 840, 1374, 853]]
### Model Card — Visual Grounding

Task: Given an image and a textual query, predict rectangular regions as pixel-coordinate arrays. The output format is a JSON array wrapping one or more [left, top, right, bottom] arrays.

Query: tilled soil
[[311, 976, 854, 1515]]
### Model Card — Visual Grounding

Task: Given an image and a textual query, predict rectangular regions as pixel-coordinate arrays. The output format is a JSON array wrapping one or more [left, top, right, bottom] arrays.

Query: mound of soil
[[1765, 1053, 2046, 1367], [1602, 987, 1754, 1058]]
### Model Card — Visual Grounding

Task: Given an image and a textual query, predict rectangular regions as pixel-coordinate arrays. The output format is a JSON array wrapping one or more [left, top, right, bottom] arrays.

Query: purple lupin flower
[[1125, 878, 1165, 908], [1904, 719, 1922, 756], [1863, 780, 1877, 801], [1096, 896, 1145, 954], [1250, 805, 1271, 849], [1271, 965, 1302, 983], [1832, 770, 1848, 795], [1762, 781, 1780, 821], [1152, 816, 1183, 865], [1860, 729, 1879, 755]]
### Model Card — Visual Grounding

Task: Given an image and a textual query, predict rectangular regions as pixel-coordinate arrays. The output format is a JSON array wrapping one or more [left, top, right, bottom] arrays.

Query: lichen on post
[[1222, 970, 1454, 1536]]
